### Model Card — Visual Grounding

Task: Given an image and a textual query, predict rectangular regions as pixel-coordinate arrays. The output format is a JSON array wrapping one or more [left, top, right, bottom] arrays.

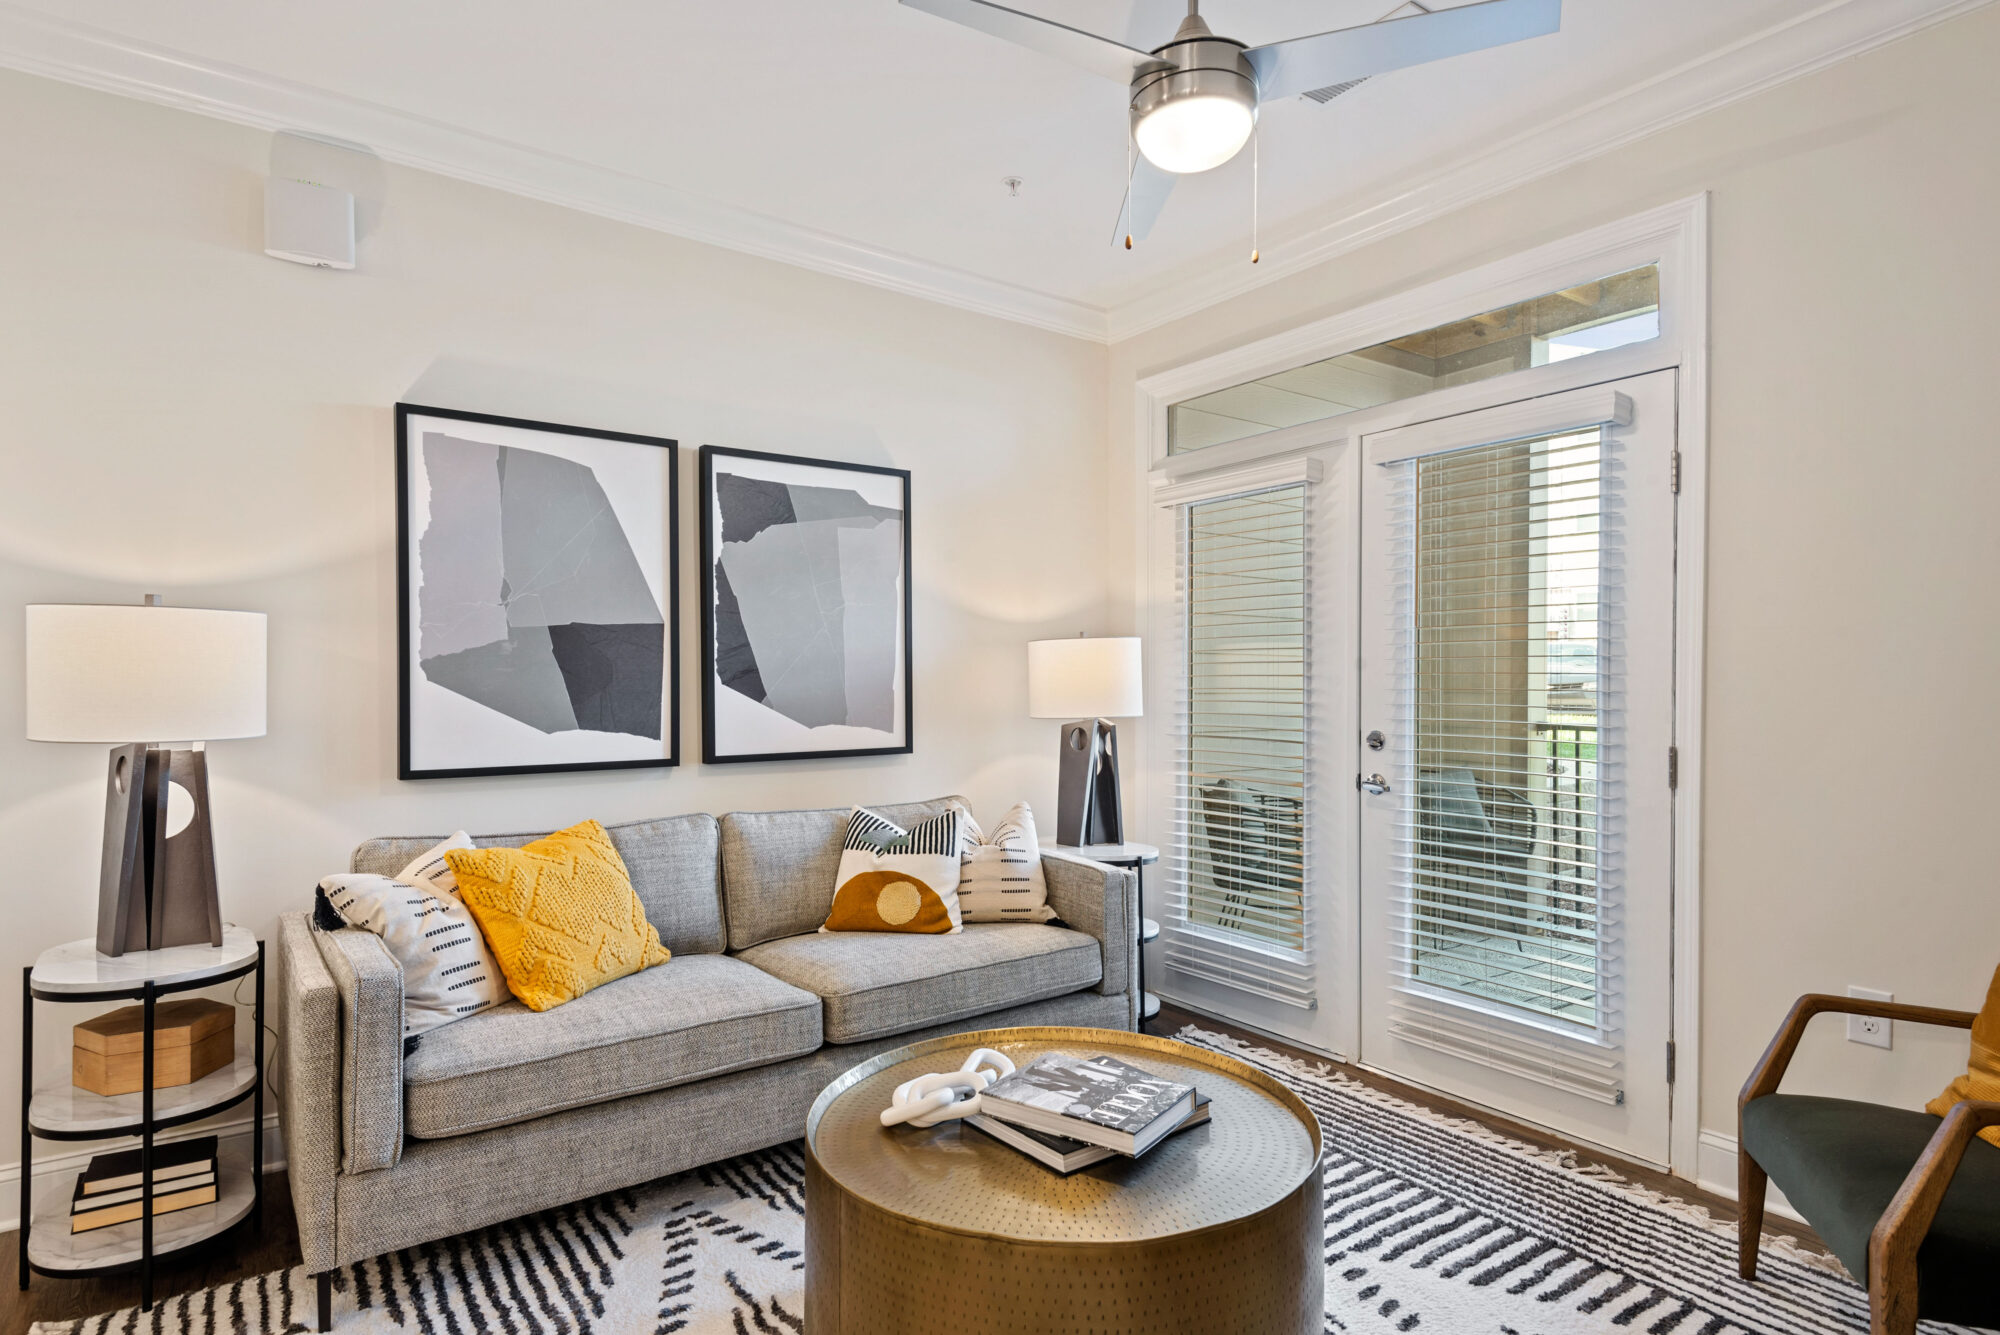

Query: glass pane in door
[[1179, 486, 1309, 954], [1407, 429, 1603, 1028]]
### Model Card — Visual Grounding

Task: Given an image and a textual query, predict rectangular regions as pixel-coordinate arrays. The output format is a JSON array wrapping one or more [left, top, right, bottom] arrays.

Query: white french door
[[1356, 371, 1678, 1165]]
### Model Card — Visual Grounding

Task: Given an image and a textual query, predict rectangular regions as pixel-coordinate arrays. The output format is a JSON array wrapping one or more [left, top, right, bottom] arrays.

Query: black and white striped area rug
[[33, 1026, 1966, 1335]]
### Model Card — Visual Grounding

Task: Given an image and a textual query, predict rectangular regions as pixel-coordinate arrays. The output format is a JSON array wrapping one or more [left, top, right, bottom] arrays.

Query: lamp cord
[[233, 970, 284, 1105]]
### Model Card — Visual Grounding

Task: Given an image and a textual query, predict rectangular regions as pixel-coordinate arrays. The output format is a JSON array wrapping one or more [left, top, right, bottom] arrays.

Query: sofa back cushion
[[720, 797, 963, 951], [351, 813, 723, 956]]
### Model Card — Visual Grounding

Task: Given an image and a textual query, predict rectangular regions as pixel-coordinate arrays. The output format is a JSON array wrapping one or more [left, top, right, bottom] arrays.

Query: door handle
[[1359, 773, 1390, 795]]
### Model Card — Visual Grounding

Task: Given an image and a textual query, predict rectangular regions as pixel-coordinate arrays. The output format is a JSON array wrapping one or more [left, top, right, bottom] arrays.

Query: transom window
[[1167, 264, 1660, 456]]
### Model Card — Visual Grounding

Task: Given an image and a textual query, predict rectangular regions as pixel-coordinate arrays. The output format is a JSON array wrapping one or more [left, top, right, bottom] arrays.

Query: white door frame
[[1132, 195, 1709, 1179]]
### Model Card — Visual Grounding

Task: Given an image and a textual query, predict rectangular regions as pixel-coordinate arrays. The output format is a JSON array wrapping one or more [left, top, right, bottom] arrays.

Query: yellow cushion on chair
[[446, 821, 669, 1011], [1928, 962, 2000, 1147]]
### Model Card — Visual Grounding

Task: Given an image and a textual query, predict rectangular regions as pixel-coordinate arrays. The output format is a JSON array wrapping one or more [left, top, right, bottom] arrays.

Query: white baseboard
[[1696, 1128, 1804, 1224], [1, 1113, 285, 1234]]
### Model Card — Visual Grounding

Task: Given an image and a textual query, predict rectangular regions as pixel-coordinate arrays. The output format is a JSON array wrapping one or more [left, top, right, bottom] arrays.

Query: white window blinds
[[1163, 482, 1316, 1009], [1382, 427, 1626, 1104]]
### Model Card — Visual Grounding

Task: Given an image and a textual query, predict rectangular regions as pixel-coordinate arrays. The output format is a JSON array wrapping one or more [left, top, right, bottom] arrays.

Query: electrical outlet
[[1848, 986, 1893, 1049]]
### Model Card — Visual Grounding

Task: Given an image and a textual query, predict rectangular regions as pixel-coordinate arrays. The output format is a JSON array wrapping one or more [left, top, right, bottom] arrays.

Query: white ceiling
[[0, 0, 1984, 339]]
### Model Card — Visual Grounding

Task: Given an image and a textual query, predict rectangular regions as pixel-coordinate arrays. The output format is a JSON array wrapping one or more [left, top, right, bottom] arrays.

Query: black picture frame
[[396, 403, 680, 779], [699, 445, 913, 764]]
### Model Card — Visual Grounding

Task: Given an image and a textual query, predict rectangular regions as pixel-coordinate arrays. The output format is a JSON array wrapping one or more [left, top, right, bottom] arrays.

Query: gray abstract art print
[[397, 406, 679, 778], [700, 447, 911, 762]]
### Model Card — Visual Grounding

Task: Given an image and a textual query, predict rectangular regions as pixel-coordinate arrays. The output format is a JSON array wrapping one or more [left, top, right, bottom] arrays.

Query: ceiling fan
[[901, 0, 1562, 252]]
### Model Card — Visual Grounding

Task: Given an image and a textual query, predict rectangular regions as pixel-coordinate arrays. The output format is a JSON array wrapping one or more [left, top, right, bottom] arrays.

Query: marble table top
[[31, 1029, 257, 1135], [1055, 841, 1161, 865], [28, 1156, 254, 1271], [31, 925, 258, 996]]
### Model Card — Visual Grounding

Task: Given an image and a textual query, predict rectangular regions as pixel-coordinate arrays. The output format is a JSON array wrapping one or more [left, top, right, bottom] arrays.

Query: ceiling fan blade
[[900, 0, 1168, 84], [1111, 157, 1178, 246], [1246, 0, 1560, 103]]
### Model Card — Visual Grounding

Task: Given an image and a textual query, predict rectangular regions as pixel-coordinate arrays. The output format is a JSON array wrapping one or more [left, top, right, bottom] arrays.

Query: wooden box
[[72, 998, 235, 1097]]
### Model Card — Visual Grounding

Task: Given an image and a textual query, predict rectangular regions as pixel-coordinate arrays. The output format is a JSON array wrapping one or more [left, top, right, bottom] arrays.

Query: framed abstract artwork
[[396, 404, 679, 778], [699, 446, 912, 763]]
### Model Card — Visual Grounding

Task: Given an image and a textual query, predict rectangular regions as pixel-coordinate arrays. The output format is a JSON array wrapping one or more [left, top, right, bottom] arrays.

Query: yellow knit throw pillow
[[1928, 963, 2000, 1147], [445, 821, 669, 1012]]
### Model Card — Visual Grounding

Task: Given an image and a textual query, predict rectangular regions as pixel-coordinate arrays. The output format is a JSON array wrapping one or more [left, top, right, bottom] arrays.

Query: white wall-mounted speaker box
[[264, 177, 355, 269]]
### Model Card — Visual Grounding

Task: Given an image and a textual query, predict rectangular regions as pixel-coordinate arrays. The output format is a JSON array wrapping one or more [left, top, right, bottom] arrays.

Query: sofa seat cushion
[[402, 954, 821, 1139], [1741, 1093, 2000, 1326], [734, 924, 1100, 1044]]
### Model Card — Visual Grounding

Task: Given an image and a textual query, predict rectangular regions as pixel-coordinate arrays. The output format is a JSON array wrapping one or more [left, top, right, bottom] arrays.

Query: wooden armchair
[[1738, 993, 2000, 1335]]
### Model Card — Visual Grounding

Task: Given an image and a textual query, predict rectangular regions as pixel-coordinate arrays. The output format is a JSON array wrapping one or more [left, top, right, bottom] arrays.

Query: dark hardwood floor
[[2, 1004, 1822, 1334], [1145, 998, 1830, 1256]]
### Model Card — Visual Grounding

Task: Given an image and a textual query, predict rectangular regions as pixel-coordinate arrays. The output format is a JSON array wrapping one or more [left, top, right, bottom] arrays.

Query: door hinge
[[1667, 745, 1679, 790], [1666, 1041, 1677, 1084], [1670, 449, 1682, 494]]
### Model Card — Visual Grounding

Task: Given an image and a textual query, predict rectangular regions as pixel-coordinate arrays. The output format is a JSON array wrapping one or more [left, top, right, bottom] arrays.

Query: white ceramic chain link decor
[[877, 1047, 1016, 1128]]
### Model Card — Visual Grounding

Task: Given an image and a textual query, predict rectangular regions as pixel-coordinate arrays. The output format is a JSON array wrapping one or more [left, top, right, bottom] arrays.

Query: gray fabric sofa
[[278, 796, 1137, 1329]]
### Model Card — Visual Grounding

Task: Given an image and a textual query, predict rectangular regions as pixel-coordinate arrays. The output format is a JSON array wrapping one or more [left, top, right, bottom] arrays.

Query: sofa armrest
[[313, 922, 407, 1175], [1041, 851, 1138, 1027], [278, 913, 341, 1274]]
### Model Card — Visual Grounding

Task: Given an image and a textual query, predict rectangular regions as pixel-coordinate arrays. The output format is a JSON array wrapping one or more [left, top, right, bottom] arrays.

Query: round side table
[[19, 926, 265, 1311], [805, 1025, 1323, 1334], [1055, 842, 1161, 1023]]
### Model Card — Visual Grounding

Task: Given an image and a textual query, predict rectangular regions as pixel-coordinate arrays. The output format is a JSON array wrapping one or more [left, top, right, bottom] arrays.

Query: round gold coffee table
[[804, 1026, 1323, 1334]]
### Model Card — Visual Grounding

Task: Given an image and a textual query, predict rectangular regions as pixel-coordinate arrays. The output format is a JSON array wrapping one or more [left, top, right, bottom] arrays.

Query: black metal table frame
[[18, 941, 265, 1311], [1059, 847, 1161, 1025], [1098, 855, 1159, 1023]]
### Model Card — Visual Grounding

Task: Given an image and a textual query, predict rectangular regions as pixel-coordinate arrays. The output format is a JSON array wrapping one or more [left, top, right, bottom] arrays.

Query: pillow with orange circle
[[821, 806, 964, 934], [445, 819, 669, 1011]]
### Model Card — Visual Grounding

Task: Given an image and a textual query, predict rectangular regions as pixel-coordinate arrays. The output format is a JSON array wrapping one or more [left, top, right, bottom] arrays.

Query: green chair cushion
[[1741, 1094, 2000, 1326]]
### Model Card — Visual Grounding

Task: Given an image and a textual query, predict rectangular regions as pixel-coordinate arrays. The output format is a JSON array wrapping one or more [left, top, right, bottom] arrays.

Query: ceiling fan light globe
[[1135, 94, 1255, 174]]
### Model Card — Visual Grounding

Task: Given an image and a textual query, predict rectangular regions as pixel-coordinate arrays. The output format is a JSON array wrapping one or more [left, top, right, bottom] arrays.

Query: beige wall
[[0, 70, 1108, 1190], [1109, 8, 2000, 1150]]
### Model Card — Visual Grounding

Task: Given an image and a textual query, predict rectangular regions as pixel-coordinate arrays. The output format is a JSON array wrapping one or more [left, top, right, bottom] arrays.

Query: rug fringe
[[1174, 1023, 1852, 1279]]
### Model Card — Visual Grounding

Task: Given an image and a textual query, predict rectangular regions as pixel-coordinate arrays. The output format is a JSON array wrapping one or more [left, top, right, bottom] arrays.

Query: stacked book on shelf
[[966, 1053, 1210, 1174], [69, 1136, 219, 1234]]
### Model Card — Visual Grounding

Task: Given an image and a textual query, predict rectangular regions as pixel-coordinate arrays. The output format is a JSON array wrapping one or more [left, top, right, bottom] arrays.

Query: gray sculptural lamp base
[[96, 742, 224, 957], [1054, 717, 1124, 849]]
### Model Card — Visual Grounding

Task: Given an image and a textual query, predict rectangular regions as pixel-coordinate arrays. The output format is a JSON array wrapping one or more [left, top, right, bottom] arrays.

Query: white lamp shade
[[1028, 637, 1143, 719], [26, 604, 267, 742]]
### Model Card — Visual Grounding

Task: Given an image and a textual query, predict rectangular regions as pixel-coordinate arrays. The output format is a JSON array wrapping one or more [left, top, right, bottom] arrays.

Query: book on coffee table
[[968, 1093, 1211, 1173], [977, 1053, 1195, 1156]]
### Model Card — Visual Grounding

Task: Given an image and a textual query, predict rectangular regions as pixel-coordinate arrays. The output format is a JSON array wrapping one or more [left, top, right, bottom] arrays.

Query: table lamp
[[26, 596, 267, 957], [1028, 636, 1142, 848]]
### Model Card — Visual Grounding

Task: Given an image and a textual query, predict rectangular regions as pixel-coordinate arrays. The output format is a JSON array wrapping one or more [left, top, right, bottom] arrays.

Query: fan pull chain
[[1250, 119, 1261, 264], [1124, 121, 1136, 250]]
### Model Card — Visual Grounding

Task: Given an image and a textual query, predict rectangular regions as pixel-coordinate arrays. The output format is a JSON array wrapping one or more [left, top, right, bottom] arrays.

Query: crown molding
[[1101, 0, 1995, 342], [0, 0, 1985, 349], [0, 4, 1111, 342]]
